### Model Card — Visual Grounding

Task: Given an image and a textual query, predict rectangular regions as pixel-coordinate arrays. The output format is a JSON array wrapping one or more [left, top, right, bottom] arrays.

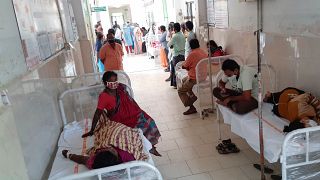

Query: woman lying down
[[264, 87, 320, 132], [62, 115, 149, 169]]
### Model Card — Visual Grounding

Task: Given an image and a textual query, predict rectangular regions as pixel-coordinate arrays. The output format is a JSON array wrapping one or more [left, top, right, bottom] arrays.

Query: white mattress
[[49, 119, 154, 180], [219, 103, 320, 163], [218, 103, 289, 163]]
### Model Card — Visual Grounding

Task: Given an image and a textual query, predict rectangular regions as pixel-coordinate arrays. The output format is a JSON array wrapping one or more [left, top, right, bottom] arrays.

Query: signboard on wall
[[13, 0, 64, 69], [207, 0, 229, 28], [91, 6, 107, 12], [214, 0, 229, 28], [207, 0, 215, 24]]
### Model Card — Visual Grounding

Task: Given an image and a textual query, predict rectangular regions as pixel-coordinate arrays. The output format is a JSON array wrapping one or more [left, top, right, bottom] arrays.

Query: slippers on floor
[[216, 139, 240, 154], [253, 163, 274, 174], [271, 175, 282, 180]]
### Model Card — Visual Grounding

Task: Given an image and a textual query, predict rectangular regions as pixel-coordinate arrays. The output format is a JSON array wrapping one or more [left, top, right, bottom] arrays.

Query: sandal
[[253, 164, 274, 174], [216, 140, 240, 154], [216, 139, 232, 150], [227, 144, 240, 153], [149, 147, 162, 157], [222, 139, 232, 145], [218, 148, 230, 154], [216, 143, 228, 150], [271, 175, 282, 180]]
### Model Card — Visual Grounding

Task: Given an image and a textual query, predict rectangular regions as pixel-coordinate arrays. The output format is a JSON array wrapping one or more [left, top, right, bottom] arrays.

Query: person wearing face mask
[[82, 71, 162, 157], [213, 59, 259, 114], [99, 33, 124, 71]]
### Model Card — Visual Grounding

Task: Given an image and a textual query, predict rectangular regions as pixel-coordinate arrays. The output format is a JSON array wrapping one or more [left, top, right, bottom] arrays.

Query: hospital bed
[[49, 84, 162, 179], [215, 64, 320, 179], [216, 63, 281, 162], [281, 125, 320, 180], [175, 55, 244, 119]]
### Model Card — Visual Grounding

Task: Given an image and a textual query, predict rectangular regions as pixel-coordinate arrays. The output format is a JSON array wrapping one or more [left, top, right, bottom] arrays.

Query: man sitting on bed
[[213, 59, 258, 114], [264, 87, 320, 132], [61, 115, 149, 170]]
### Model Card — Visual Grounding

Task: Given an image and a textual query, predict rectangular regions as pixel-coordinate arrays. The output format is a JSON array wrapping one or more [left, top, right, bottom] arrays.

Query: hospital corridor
[[1, 0, 320, 180]]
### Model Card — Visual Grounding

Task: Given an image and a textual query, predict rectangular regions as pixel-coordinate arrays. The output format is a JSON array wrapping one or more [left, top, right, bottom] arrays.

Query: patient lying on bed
[[62, 146, 135, 170], [264, 87, 320, 132], [62, 114, 148, 170]]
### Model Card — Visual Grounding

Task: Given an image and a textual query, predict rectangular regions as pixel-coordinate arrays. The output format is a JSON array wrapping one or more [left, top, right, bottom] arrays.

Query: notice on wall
[[214, 0, 229, 29], [207, 0, 229, 28], [13, 0, 64, 69], [207, 0, 215, 25]]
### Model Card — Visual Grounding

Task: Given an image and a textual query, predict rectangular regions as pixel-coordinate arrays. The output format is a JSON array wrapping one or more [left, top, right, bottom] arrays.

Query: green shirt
[[167, 32, 186, 57], [221, 65, 259, 100]]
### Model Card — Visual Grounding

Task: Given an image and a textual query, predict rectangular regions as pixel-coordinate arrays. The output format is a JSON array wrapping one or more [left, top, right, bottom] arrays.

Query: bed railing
[[281, 126, 320, 180], [195, 55, 244, 119], [59, 84, 134, 126], [58, 161, 163, 180]]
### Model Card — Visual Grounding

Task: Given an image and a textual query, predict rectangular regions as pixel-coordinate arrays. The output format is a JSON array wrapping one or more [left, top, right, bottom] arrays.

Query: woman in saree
[[264, 87, 320, 132], [82, 71, 161, 156], [134, 25, 143, 55]]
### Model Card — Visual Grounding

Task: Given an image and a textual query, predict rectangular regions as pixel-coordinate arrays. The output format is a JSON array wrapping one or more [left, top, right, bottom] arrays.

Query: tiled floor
[[125, 55, 280, 180]]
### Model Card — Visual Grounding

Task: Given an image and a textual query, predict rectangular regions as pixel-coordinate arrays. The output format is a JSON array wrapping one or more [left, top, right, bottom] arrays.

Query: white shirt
[[185, 31, 196, 58], [221, 65, 259, 99], [115, 28, 122, 40]]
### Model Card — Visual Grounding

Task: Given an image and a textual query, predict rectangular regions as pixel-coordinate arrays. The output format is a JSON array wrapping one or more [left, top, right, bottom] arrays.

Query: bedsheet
[[218, 103, 288, 163], [219, 103, 320, 163], [49, 119, 154, 180]]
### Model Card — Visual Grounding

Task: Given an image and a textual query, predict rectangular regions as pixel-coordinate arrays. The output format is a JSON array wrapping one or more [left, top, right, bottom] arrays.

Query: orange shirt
[[99, 43, 124, 71], [183, 48, 208, 80]]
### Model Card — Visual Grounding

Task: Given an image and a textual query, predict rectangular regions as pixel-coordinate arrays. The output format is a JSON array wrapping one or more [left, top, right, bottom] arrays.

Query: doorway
[[111, 13, 124, 28]]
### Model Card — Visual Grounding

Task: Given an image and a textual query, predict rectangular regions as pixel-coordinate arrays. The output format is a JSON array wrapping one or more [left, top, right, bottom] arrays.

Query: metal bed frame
[[55, 84, 163, 180]]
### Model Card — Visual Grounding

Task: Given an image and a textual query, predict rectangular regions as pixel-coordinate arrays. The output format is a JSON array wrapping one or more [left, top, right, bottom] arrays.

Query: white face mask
[[106, 81, 119, 89]]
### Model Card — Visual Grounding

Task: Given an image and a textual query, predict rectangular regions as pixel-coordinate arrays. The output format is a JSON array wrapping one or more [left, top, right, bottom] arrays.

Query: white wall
[[228, 0, 320, 37], [198, 0, 320, 96], [0, 0, 85, 179], [70, 0, 95, 73], [228, 0, 257, 31], [109, 5, 132, 25], [166, 0, 176, 23], [0, 0, 27, 87], [0, 105, 28, 180], [130, 0, 147, 27]]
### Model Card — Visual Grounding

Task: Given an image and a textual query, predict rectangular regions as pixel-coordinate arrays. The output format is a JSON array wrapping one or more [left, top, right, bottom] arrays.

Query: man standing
[[213, 59, 259, 114], [178, 39, 207, 115], [99, 33, 124, 71], [167, 23, 186, 88], [185, 21, 196, 58], [107, 28, 122, 46]]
